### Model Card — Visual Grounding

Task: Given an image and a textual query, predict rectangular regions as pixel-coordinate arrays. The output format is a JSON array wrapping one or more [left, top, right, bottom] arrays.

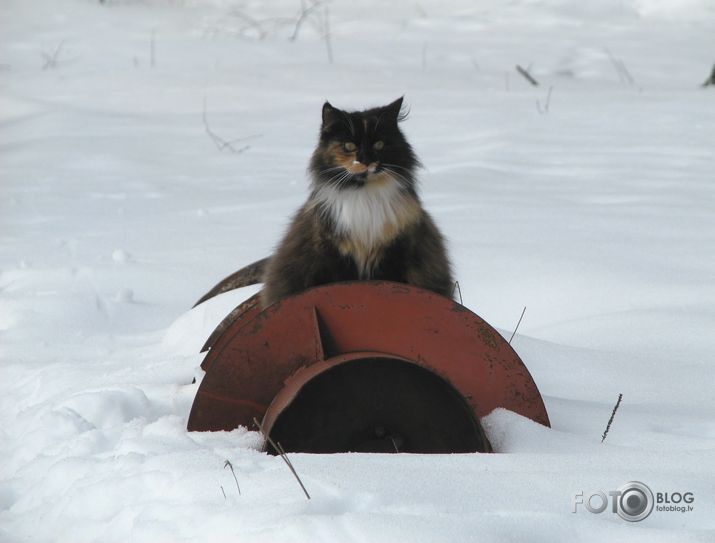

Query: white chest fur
[[311, 176, 422, 278], [313, 176, 416, 249]]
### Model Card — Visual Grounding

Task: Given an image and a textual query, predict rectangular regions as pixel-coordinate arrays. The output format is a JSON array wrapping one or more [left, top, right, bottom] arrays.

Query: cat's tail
[[193, 257, 269, 308]]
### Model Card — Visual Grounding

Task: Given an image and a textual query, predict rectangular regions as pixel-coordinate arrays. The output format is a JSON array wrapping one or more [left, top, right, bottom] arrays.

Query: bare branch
[[515, 64, 539, 86], [322, 5, 334, 64], [42, 41, 66, 70], [223, 459, 241, 495], [253, 417, 311, 500], [452, 281, 463, 305], [202, 97, 255, 154], [702, 63, 715, 87], [226, 9, 269, 40], [604, 48, 636, 87], [206, 2, 333, 48], [601, 393, 623, 443], [536, 86, 553, 115], [508, 306, 526, 345], [290, 0, 324, 41]]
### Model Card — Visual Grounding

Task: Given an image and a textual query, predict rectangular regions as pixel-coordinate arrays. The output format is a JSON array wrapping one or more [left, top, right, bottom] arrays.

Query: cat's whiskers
[[319, 166, 347, 181], [381, 162, 413, 174], [333, 171, 353, 190], [322, 167, 354, 186], [321, 174, 343, 187], [380, 167, 412, 189]]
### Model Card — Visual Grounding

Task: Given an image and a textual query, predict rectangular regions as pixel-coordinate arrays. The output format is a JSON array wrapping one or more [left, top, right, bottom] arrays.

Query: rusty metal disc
[[187, 281, 549, 452]]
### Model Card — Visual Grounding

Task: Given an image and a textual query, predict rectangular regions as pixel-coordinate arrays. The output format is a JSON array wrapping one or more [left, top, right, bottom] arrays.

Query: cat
[[260, 97, 454, 308]]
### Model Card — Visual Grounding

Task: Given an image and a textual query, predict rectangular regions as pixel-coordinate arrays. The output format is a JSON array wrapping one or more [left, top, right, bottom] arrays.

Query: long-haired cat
[[261, 97, 453, 307]]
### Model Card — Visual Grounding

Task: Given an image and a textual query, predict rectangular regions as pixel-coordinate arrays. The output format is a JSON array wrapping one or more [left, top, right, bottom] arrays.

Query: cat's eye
[[373, 141, 384, 150], [343, 142, 357, 152]]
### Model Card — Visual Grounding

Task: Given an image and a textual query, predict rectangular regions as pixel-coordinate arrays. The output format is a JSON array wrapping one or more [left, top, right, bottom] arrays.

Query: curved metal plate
[[199, 292, 263, 358], [192, 257, 269, 308], [188, 281, 550, 434]]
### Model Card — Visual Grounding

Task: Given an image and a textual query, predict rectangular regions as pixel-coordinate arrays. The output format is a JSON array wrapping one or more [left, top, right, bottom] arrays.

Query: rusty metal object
[[199, 292, 262, 356], [263, 353, 493, 453], [188, 281, 550, 453], [192, 257, 269, 308]]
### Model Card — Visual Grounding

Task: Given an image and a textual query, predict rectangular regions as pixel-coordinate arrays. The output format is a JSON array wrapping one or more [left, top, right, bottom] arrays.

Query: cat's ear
[[383, 96, 406, 123], [322, 101, 338, 127]]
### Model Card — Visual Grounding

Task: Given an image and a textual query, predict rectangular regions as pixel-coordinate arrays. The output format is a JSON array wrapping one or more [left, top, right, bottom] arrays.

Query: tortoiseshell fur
[[262, 98, 453, 307]]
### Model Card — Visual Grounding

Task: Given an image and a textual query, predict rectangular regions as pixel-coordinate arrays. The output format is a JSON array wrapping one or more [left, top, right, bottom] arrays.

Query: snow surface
[[1, 0, 715, 541]]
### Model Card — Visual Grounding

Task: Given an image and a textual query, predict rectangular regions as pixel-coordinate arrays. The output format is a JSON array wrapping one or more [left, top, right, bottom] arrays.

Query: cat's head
[[309, 97, 419, 192]]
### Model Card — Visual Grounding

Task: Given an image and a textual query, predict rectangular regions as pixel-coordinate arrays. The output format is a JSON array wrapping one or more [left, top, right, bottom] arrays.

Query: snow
[[1, 0, 715, 541]]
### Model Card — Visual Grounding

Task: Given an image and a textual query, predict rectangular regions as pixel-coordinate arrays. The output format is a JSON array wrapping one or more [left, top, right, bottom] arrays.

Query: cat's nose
[[350, 160, 368, 173]]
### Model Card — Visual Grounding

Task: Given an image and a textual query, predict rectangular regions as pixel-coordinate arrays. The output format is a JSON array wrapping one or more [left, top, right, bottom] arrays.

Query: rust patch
[[478, 326, 498, 349], [450, 301, 470, 313]]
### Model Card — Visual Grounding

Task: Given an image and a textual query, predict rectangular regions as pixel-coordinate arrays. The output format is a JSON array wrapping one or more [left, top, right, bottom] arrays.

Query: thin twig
[[702, 64, 715, 87], [322, 5, 333, 64], [253, 417, 311, 499], [604, 48, 636, 87], [220, 485, 227, 500], [202, 96, 253, 154], [601, 393, 623, 443], [227, 9, 268, 40], [275, 440, 313, 497], [389, 436, 400, 453], [536, 86, 553, 115], [42, 41, 66, 70], [208, 3, 328, 43], [508, 306, 527, 344], [275, 441, 304, 484], [452, 281, 463, 305], [515, 64, 539, 86], [224, 460, 241, 495], [290, 0, 324, 41]]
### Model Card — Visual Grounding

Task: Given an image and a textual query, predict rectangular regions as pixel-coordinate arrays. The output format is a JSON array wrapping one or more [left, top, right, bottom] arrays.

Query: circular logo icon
[[616, 481, 654, 522]]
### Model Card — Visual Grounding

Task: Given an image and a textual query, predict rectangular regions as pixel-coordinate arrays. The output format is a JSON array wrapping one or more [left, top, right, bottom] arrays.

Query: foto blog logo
[[573, 481, 695, 522]]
